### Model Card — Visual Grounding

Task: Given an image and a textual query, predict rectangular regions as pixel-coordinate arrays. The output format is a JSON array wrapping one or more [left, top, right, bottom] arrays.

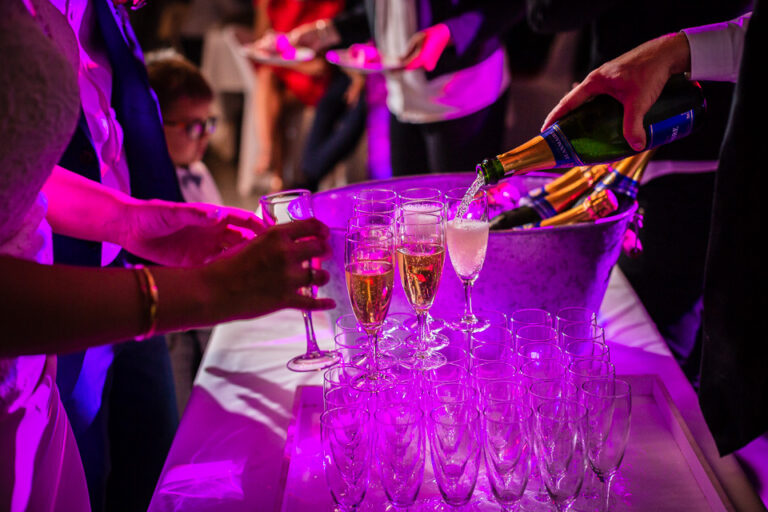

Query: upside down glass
[[321, 406, 371, 511], [374, 404, 426, 509], [534, 400, 588, 512], [482, 402, 534, 510], [582, 378, 632, 512], [428, 402, 482, 509], [259, 189, 341, 372]]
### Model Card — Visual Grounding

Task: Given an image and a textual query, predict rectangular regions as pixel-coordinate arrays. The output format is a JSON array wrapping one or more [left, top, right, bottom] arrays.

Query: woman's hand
[[119, 200, 266, 266], [542, 32, 691, 151], [203, 218, 335, 321]]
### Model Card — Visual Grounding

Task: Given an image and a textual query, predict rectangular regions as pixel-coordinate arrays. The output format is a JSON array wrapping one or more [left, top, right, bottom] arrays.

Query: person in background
[[249, 0, 345, 193], [146, 50, 224, 414], [526, 0, 751, 388], [541, 7, 761, 456], [287, 1, 525, 176], [1, 3, 333, 511]]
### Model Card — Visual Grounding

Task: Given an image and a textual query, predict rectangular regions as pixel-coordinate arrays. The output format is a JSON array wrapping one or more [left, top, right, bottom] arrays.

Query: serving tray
[[278, 375, 733, 511]]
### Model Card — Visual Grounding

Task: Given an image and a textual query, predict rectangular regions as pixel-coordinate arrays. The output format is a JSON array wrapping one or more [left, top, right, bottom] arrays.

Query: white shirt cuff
[[682, 13, 751, 83]]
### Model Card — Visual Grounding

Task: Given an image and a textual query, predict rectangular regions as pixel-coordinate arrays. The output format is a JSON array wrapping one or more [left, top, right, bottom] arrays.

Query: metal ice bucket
[[313, 173, 636, 329]]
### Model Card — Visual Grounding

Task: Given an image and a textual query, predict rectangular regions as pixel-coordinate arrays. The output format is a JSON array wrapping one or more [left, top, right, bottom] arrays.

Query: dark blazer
[[53, 0, 182, 266], [333, 0, 525, 81], [699, 1, 765, 455]]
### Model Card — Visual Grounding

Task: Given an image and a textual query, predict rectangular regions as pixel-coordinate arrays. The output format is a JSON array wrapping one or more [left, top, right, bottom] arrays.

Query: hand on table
[[542, 32, 691, 151], [206, 218, 335, 319], [119, 200, 266, 267]]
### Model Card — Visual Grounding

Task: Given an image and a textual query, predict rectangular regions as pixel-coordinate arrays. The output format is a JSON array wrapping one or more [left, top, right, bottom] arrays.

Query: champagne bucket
[[314, 173, 637, 328]]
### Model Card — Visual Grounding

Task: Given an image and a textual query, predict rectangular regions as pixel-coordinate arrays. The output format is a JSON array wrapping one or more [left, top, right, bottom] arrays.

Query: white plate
[[241, 45, 316, 65], [325, 48, 405, 74]]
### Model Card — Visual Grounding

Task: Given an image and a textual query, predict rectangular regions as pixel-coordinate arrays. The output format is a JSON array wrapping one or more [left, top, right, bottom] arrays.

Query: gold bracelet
[[133, 265, 159, 341]]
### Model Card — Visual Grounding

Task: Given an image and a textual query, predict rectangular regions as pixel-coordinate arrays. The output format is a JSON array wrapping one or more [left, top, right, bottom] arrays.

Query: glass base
[[446, 312, 491, 333], [378, 332, 403, 352], [286, 349, 341, 372], [401, 345, 447, 371], [351, 369, 396, 392]]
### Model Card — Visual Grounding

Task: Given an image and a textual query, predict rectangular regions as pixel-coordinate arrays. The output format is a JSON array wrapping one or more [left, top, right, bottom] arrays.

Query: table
[[148, 268, 764, 512]]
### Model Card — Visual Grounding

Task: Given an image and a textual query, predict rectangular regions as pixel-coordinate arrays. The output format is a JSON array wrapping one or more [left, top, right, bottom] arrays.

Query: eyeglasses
[[163, 116, 217, 140]]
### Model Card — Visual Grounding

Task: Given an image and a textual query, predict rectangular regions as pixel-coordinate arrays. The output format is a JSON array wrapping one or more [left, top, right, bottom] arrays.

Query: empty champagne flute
[[482, 402, 534, 510], [321, 406, 371, 511], [345, 226, 396, 390], [374, 403, 426, 509], [428, 402, 482, 509], [445, 187, 491, 332], [582, 378, 632, 512], [534, 400, 589, 512], [260, 189, 341, 372], [396, 211, 447, 370]]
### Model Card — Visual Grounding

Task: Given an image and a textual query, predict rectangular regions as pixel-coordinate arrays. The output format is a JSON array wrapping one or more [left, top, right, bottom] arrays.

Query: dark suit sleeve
[[442, 2, 526, 57], [333, 2, 371, 46], [526, 0, 617, 33]]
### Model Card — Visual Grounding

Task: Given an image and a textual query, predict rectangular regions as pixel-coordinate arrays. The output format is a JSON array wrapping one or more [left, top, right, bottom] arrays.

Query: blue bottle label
[[542, 124, 583, 167], [647, 109, 696, 149], [531, 196, 557, 219], [594, 171, 640, 199]]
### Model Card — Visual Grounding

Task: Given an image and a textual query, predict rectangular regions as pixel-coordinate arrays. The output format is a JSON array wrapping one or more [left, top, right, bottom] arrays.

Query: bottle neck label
[[542, 124, 583, 167], [647, 109, 696, 148], [531, 196, 557, 219], [594, 171, 640, 199]]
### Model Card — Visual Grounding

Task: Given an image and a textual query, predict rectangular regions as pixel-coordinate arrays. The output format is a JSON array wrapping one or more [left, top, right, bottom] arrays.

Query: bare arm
[[43, 166, 265, 266], [0, 219, 334, 357]]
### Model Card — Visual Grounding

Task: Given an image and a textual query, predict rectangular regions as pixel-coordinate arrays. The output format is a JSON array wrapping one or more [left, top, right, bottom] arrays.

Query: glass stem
[[599, 472, 613, 512], [302, 311, 321, 354], [417, 311, 428, 351], [462, 280, 475, 321], [370, 329, 380, 373]]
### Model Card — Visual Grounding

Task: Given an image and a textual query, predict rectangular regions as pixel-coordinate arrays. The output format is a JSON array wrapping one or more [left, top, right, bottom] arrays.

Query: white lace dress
[[0, 0, 91, 510]]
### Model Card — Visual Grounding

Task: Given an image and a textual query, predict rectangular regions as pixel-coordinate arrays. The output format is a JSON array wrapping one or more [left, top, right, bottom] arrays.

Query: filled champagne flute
[[444, 187, 491, 332], [344, 226, 396, 390], [259, 189, 341, 372], [396, 211, 447, 370], [399, 198, 448, 342]]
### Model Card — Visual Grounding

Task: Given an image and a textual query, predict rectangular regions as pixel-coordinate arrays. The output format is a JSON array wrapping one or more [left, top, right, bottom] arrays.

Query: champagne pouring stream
[[259, 189, 341, 372]]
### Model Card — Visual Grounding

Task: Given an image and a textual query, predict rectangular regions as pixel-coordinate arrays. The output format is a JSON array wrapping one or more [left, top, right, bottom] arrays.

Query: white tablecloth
[[148, 268, 763, 511]]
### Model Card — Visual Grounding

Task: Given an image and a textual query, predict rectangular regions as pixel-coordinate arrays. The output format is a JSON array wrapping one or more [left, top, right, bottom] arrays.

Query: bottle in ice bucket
[[489, 164, 611, 230], [538, 189, 619, 227], [476, 73, 705, 185], [572, 150, 655, 211]]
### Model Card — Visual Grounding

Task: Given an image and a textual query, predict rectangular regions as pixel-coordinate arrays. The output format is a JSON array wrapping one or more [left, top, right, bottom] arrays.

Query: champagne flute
[[582, 378, 632, 512], [445, 187, 491, 332], [399, 195, 447, 338], [321, 406, 371, 511], [345, 226, 396, 390], [259, 189, 341, 372], [533, 399, 589, 512], [396, 211, 447, 370]]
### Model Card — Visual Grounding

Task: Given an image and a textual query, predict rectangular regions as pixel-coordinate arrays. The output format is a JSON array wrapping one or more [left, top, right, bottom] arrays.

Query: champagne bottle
[[538, 189, 619, 227], [527, 165, 591, 199], [573, 150, 654, 210], [477, 74, 705, 185], [489, 164, 611, 230]]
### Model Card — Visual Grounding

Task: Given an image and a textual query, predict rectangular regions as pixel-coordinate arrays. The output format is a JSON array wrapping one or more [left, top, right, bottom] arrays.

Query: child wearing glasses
[[147, 49, 224, 207], [146, 50, 223, 413]]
